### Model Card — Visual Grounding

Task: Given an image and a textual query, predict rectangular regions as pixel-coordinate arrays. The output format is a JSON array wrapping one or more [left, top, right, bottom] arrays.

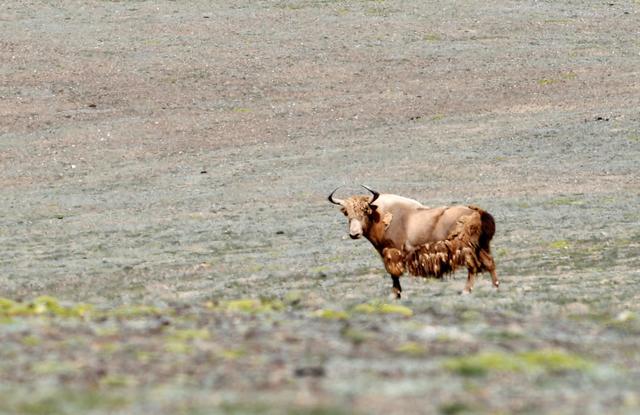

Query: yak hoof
[[493, 281, 500, 288], [390, 290, 402, 300], [460, 288, 472, 295]]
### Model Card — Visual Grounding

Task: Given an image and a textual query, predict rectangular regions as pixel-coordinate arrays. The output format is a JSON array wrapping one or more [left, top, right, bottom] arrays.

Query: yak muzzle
[[349, 220, 363, 239]]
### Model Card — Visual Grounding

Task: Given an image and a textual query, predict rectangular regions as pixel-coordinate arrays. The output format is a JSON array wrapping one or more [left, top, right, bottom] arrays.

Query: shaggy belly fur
[[404, 209, 484, 278]]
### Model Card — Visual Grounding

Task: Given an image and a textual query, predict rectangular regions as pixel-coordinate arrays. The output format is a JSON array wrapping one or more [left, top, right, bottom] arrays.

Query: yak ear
[[382, 212, 393, 230]]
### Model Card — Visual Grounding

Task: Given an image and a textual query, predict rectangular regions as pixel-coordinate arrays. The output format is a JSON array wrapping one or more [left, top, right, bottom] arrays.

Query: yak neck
[[364, 210, 387, 251]]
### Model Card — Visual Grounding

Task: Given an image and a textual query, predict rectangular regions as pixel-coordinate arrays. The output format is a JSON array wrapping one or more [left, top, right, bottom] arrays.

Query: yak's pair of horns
[[328, 185, 380, 206]]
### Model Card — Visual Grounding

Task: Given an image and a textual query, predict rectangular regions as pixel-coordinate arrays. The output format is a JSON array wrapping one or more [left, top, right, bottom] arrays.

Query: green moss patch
[[213, 298, 285, 314], [313, 309, 349, 320], [0, 296, 93, 319], [549, 240, 570, 250], [396, 341, 428, 357], [352, 302, 413, 317], [445, 349, 593, 377]]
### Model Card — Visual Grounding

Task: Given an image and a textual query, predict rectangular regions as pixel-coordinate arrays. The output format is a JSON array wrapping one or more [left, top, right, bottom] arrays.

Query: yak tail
[[473, 206, 495, 253], [404, 206, 495, 278]]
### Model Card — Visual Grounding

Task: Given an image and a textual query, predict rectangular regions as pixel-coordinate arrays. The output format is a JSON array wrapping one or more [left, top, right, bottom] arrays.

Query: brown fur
[[405, 209, 483, 278], [382, 247, 405, 276]]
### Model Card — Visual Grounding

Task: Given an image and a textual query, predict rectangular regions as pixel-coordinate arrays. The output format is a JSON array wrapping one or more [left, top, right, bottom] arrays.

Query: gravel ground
[[1, 1, 639, 414]]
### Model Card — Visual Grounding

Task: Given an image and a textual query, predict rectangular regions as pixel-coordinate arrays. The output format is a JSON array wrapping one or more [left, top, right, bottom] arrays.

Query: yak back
[[370, 195, 477, 252], [404, 205, 477, 249]]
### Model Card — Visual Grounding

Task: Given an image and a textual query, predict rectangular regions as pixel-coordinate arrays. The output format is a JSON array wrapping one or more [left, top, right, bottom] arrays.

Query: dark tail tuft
[[472, 207, 495, 252]]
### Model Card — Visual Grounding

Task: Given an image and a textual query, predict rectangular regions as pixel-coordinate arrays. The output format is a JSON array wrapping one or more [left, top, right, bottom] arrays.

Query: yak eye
[[340, 208, 347, 216]]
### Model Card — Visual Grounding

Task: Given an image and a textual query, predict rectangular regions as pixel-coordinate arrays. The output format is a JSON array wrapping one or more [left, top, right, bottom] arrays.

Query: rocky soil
[[1, 1, 639, 414]]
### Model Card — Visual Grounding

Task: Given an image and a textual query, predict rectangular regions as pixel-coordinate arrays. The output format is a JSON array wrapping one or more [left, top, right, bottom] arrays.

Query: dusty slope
[[1, 1, 639, 414]]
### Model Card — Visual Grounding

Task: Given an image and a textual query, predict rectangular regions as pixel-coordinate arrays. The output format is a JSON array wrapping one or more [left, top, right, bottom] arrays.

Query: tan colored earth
[[1, 1, 639, 414]]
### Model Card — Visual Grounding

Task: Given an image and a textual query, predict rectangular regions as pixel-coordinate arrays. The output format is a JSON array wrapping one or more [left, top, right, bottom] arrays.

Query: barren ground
[[1, 1, 639, 414]]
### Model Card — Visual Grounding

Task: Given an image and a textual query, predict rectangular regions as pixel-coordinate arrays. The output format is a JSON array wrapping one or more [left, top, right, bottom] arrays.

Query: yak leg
[[479, 250, 499, 288], [462, 270, 476, 294], [391, 276, 402, 299], [490, 269, 499, 288], [382, 248, 405, 299]]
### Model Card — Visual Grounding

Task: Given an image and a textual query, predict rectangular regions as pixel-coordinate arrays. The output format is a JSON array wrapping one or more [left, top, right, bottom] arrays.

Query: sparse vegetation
[[2, 0, 639, 414], [445, 349, 593, 377]]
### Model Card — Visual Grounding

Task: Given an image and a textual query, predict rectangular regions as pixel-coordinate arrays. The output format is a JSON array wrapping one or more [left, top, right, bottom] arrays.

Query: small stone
[[294, 366, 325, 377]]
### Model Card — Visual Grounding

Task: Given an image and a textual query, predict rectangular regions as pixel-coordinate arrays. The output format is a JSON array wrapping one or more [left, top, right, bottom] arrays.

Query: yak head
[[328, 185, 380, 240]]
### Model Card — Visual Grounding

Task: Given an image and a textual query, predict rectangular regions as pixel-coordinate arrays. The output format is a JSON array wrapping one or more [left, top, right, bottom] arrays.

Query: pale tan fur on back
[[404, 205, 476, 249]]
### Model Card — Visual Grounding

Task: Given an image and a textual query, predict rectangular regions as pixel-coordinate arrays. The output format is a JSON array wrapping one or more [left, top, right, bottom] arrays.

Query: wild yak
[[328, 185, 498, 298]]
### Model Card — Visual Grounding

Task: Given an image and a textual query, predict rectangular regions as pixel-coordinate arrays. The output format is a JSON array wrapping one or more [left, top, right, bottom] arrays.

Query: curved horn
[[361, 184, 380, 205], [327, 186, 346, 205]]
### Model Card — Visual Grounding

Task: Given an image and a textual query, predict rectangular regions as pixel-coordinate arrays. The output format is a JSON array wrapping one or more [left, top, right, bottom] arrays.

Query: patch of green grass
[[445, 352, 522, 377], [459, 309, 482, 322], [484, 328, 525, 342], [445, 349, 593, 377], [396, 341, 428, 357], [314, 309, 349, 320], [439, 401, 473, 415], [545, 196, 584, 206], [220, 348, 247, 360], [561, 71, 577, 80], [0, 296, 93, 319], [99, 374, 137, 388], [21, 335, 41, 347], [352, 302, 413, 317], [536, 72, 575, 85], [284, 290, 304, 307], [423, 33, 442, 42], [168, 328, 210, 342], [538, 78, 557, 86], [219, 402, 351, 415], [215, 298, 285, 314], [351, 303, 376, 314], [378, 303, 413, 317], [219, 402, 273, 414], [310, 265, 331, 274], [165, 339, 192, 354], [31, 360, 79, 376], [3, 390, 128, 415], [288, 407, 352, 415], [628, 134, 640, 142], [365, 6, 391, 17], [519, 349, 593, 373], [549, 240, 570, 250]]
